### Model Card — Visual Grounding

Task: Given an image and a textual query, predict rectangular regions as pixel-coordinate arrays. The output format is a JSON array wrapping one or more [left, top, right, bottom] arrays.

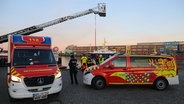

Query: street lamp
[[95, 14, 97, 51]]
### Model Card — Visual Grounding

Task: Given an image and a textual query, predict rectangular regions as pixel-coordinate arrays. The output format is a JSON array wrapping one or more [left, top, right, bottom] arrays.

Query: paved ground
[[0, 61, 183, 104]]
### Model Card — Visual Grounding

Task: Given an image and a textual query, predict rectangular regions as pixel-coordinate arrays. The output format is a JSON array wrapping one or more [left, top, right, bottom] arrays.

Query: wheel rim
[[156, 80, 166, 90], [94, 78, 105, 89], [96, 79, 104, 88]]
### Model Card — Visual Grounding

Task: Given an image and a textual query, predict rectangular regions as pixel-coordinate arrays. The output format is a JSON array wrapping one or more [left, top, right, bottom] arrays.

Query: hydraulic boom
[[0, 3, 106, 44]]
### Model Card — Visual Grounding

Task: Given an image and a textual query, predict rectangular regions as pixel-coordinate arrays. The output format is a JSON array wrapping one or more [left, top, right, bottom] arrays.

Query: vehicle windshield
[[100, 53, 117, 65], [13, 49, 56, 66]]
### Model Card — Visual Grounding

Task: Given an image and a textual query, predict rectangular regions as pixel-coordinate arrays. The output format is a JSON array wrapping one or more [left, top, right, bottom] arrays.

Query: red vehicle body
[[7, 35, 62, 100], [83, 53, 179, 90]]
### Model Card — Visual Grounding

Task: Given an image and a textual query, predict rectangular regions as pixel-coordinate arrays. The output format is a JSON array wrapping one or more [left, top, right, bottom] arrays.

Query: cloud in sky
[[0, 0, 184, 50]]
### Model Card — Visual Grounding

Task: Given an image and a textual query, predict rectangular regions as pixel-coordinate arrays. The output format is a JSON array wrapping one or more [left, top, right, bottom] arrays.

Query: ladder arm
[[0, 3, 106, 44]]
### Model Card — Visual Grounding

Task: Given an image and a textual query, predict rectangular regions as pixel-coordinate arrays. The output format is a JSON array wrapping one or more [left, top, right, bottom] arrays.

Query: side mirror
[[59, 66, 67, 70], [6, 63, 11, 67], [57, 57, 62, 67], [109, 64, 114, 69]]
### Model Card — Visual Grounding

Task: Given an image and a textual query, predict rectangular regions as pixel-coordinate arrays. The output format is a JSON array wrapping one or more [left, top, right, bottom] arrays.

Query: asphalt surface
[[0, 61, 183, 104]]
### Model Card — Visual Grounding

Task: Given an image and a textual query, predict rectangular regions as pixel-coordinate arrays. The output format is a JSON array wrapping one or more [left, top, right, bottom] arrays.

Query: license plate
[[33, 92, 48, 100]]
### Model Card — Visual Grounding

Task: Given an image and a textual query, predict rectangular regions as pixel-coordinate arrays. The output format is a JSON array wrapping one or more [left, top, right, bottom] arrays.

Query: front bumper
[[83, 73, 94, 85], [9, 77, 62, 99]]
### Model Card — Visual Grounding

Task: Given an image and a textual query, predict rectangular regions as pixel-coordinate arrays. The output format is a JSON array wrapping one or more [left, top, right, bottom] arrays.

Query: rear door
[[129, 56, 154, 84]]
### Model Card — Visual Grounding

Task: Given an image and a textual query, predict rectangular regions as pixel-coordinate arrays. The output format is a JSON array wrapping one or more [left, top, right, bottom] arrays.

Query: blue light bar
[[12, 35, 26, 44], [12, 35, 52, 45], [41, 37, 51, 44]]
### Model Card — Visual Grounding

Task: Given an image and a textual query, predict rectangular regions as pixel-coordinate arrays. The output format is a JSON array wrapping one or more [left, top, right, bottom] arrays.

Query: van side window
[[130, 57, 151, 67], [112, 57, 126, 68]]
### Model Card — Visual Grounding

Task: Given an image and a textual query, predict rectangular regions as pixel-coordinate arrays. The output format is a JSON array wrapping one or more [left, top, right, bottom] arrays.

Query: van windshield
[[13, 49, 56, 66], [100, 54, 117, 65]]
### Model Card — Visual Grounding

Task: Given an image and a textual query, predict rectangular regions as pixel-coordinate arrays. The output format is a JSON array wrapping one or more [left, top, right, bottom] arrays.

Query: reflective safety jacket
[[87, 57, 92, 67], [99, 57, 105, 64], [81, 56, 87, 65]]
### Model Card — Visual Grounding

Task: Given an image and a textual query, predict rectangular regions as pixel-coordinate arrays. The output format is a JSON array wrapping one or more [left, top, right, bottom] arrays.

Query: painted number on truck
[[23, 37, 44, 44]]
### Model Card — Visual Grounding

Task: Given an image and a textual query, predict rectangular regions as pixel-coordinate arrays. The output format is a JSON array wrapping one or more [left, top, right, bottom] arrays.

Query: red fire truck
[[7, 35, 62, 100]]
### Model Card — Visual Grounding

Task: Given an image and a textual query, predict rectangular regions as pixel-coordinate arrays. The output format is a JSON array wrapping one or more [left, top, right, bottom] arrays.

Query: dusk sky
[[0, 0, 184, 50]]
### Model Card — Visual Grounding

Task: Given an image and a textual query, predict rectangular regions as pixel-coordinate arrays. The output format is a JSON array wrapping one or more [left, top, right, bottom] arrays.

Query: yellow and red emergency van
[[83, 53, 179, 90], [7, 35, 62, 100]]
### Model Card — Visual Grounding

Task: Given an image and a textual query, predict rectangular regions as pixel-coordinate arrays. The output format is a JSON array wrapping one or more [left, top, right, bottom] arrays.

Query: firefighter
[[81, 54, 87, 71], [81, 63, 87, 72], [87, 54, 92, 67], [95, 54, 100, 65], [99, 55, 105, 64], [81, 54, 87, 66]]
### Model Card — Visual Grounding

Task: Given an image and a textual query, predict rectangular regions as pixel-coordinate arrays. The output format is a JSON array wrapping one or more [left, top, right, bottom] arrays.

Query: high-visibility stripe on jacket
[[99, 57, 105, 64], [81, 56, 87, 64]]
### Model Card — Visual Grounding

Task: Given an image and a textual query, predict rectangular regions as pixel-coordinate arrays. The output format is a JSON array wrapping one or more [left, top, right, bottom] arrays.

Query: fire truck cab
[[7, 35, 62, 100]]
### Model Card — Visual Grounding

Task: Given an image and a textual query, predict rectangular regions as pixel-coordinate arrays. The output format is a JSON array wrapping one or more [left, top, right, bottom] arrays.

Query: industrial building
[[66, 41, 184, 55]]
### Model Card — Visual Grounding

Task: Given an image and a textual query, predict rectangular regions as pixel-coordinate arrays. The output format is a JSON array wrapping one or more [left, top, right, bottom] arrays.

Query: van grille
[[24, 75, 54, 87], [28, 87, 51, 92]]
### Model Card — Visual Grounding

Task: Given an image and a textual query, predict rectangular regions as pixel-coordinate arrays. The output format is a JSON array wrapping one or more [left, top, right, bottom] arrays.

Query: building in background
[[67, 41, 184, 56], [1, 41, 184, 66]]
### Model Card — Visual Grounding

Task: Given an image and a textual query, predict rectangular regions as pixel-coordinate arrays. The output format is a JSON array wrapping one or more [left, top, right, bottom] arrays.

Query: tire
[[154, 78, 168, 91], [92, 77, 106, 90]]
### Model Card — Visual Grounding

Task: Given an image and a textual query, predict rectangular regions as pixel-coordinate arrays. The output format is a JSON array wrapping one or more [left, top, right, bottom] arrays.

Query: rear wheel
[[92, 77, 106, 90], [154, 78, 168, 91]]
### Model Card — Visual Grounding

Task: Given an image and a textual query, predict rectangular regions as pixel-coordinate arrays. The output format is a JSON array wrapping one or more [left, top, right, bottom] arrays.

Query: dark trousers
[[69, 70, 78, 84]]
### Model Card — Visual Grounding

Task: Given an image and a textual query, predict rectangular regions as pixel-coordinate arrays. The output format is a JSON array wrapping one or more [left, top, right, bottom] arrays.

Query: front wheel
[[92, 77, 106, 90], [154, 78, 168, 91]]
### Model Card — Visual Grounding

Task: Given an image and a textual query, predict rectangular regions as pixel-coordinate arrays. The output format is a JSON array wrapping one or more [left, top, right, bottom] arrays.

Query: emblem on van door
[[37, 78, 44, 85]]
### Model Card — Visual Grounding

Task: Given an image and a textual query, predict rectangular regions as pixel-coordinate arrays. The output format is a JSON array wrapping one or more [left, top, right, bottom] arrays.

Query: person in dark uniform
[[68, 54, 78, 84], [87, 53, 92, 67]]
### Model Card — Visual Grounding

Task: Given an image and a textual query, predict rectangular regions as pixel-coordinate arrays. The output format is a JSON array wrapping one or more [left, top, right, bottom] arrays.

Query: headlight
[[11, 75, 22, 82], [55, 71, 62, 79], [84, 70, 93, 75], [84, 71, 91, 75]]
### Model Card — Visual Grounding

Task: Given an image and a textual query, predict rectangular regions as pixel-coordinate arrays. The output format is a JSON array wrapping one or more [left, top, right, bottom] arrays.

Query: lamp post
[[95, 14, 97, 51]]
